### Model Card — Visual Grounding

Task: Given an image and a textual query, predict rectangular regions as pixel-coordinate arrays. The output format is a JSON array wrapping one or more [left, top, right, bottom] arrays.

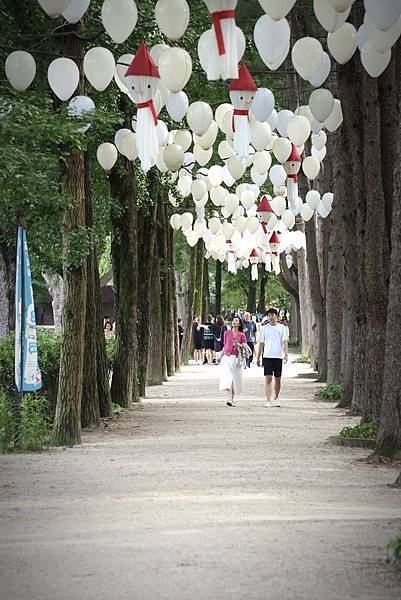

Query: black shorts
[[263, 357, 283, 378], [194, 344, 203, 351], [204, 339, 214, 350]]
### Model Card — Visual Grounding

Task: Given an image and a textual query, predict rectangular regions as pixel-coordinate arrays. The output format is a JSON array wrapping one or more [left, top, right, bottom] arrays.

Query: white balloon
[[317, 201, 331, 218], [221, 206, 231, 219], [235, 215, 248, 234], [295, 105, 314, 124], [251, 88, 275, 122], [267, 108, 279, 131], [281, 209, 295, 229], [186, 230, 199, 247], [269, 164, 287, 187], [150, 44, 170, 66], [227, 156, 246, 180], [187, 101, 213, 136], [97, 142, 118, 170], [312, 130, 327, 151], [114, 128, 131, 153], [156, 149, 169, 173], [251, 166, 268, 186], [327, 22, 357, 64], [364, 0, 401, 31], [309, 88, 334, 122], [170, 213, 182, 230], [166, 91, 189, 121], [177, 174, 192, 197], [309, 51, 331, 87], [193, 143, 213, 167], [358, 25, 369, 51], [62, 0, 90, 23], [210, 185, 228, 206], [303, 156, 321, 180], [114, 53, 133, 94], [254, 15, 290, 70], [273, 137, 292, 163], [174, 129, 192, 152], [163, 143, 184, 171], [300, 203, 314, 221], [311, 118, 324, 134], [37, 0, 70, 17], [327, 0, 354, 10], [287, 116, 311, 146], [191, 179, 207, 200], [194, 219, 207, 236], [322, 192, 334, 210], [208, 165, 223, 187], [224, 194, 240, 215], [313, 0, 351, 33], [324, 99, 343, 132], [247, 216, 260, 234], [215, 103, 233, 130], [272, 196, 287, 216], [253, 150, 272, 174], [222, 165, 236, 187], [361, 41, 392, 78], [257, 0, 297, 19], [181, 212, 193, 230], [84, 47, 115, 92], [292, 37, 324, 80], [277, 110, 294, 137], [195, 120, 218, 150], [250, 121, 272, 151], [364, 14, 401, 53], [101, 0, 138, 44], [155, 0, 190, 40], [218, 139, 235, 161], [311, 145, 327, 162], [159, 48, 192, 94], [209, 217, 222, 234], [306, 189, 321, 209], [5, 51, 36, 91], [48, 58, 79, 101], [241, 190, 256, 210], [68, 95, 95, 132]]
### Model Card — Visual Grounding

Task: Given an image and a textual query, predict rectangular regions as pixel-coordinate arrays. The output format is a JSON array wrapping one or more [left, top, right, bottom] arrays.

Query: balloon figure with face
[[125, 41, 160, 173], [249, 248, 259, 281], [226, 239, 237, 273], [268, 231, 281, 275], [256, 195, 274, 237], [203, 0, 239, 80], [229, 63, 257, 159], [284, 144, 302, 213]]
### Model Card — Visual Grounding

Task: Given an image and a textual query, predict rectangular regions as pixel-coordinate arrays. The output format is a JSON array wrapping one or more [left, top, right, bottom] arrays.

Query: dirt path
[[0, 355, 400, 600]]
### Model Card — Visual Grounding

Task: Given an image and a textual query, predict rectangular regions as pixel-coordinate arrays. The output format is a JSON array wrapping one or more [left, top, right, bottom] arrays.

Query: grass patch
[[316, 383, 343, 402], [112, 402, 122, 415], [340, 421, 378, 441], [0, 391, 51, 452], [386, 533, 401, 565], [296, 352, 310, 364]]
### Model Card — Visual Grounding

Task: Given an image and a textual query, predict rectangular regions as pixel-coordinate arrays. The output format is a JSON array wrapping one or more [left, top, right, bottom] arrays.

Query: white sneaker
[[264, 400, 272, 408], [272, 397, 281, 407]]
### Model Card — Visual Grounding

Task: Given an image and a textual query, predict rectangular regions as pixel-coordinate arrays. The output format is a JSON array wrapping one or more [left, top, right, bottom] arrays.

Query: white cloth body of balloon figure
[[268, 231, 281, 275], [229, 63, 257, 158], [204, 0, 239, 80], [226, 240, 237, 273], [284, 144, 301, 212], [256, 195, 274, 250], [249, 249, 259, 280], [125, 41, 160, 173]]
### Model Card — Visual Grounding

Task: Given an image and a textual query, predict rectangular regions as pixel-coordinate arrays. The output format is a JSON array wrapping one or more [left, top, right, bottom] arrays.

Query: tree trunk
[[168, 228, 180, 374], [53, 21, 87, 446], [215, 259, 222, 316], [109, 152, 138, 407], [246, 271, 257, 313], [193, 240, 204, 317], [42, 272, 63, 333], [0, 238, 16, 339], [147, 252, 165, 386], [94, 249, 112, 418], [181, 245, 196, 362], [257, 272, 268, 314], [202, 258, 210, 320], [295, 220, 311, 354]]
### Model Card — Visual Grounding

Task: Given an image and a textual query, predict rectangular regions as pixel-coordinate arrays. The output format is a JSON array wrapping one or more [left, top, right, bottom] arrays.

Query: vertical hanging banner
[[15, 226, 42, 392]]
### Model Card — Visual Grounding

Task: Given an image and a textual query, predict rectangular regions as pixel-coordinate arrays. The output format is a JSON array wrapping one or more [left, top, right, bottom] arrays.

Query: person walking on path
[[219, 317, 247, 407], [243, 311, 256, 368], [193, 316, 204, 365], [213, 314, 227, 364], [203, 314, 215, 364], [178, 318, 184, 350], [256, 308, 289, 407]]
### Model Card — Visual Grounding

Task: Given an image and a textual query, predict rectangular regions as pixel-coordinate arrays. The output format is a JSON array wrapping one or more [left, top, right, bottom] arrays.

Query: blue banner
[[15, 226, 42, 392]]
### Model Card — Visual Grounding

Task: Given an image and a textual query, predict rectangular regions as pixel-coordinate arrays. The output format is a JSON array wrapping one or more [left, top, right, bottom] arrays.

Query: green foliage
[[112, 403, 122, 415], [340, 421, 378, 441], [0, 390, 15, 452], [386, 533, 401, 564], [316, 383, 343, 401], [105, 337, 117, 369], [20, 395, 51, 451], [296, 352, 310, 364]]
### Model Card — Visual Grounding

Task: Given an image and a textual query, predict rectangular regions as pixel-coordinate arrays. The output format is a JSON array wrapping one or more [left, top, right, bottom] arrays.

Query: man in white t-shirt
[[256, 308, 289, 407]]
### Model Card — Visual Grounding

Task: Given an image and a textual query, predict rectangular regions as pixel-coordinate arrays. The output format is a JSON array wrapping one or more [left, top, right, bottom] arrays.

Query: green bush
[[316, 383, 343, 401], [296, 352, 310, 364], [386, 533, 401, 564], [0, 389, 15, 452], [105, 336, 117, 369], [340, 421, 378, 440]]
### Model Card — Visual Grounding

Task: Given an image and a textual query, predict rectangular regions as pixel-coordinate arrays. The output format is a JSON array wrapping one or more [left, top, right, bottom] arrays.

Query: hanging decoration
[[284, 144, 302, 211], [202, 0, 241, 80], [249, 249, 259, 280], [228, 63, 257, 158], [124, 41, 160, 173]]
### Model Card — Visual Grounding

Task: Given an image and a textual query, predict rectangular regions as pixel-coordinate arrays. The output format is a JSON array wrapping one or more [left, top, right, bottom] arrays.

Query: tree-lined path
[[1, 355, 400, 600]]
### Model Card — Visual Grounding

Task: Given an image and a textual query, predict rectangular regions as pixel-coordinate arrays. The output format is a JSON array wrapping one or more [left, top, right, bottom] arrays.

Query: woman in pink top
[[218, 317, 247, 407]]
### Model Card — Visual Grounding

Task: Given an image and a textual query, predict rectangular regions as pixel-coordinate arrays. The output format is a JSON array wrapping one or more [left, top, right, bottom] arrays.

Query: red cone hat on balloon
[[125, 41, 159, 78], [257, 195, 273, 231], [285, 144, 302, 206], [229, 63, 257, 92]]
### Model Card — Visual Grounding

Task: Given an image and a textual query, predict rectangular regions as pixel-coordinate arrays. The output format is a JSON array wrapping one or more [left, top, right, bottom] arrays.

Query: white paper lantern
[[254, 15, 290, 70], [97, 142, 118, 170], [155, 0, 190, 40], [84, 47, 115, 92], [292, 37, 324, 80], [287, 116, 311, 146], [251, 88, 275, 122], [327, 22, 357, 64], [47, 58, 79, 101], [361, 41, 392, 78], [5, 51, 36, 92], [187, 101, 213, 136], [306, 189, 321, 209], [269, 164, 287, 187], [166, 91, 189, 121], [303, 156, 320, 180], [309, 88, 335, 123], [101, 0, 138, 43]]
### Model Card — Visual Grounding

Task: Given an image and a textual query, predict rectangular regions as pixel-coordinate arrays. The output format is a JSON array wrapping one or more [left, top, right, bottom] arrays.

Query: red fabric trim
[[137, 100, 158, 126], [211, 9, 236, 55], [232, 108, 249, 133]]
